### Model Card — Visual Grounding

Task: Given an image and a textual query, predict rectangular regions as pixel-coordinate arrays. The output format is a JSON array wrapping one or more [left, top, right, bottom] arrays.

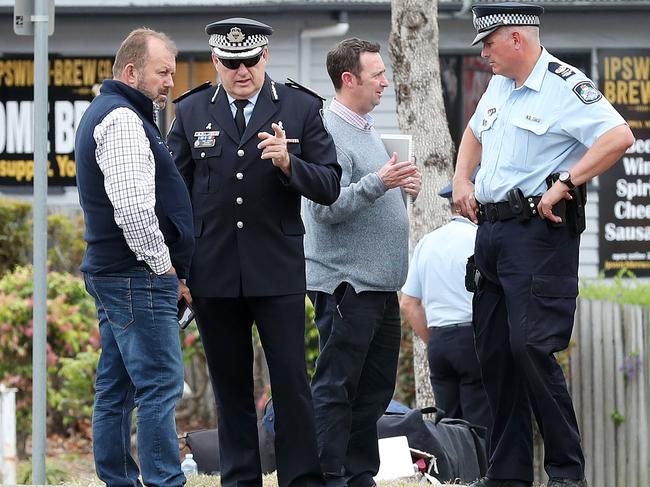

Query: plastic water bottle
[[181, 453, 198, 476]]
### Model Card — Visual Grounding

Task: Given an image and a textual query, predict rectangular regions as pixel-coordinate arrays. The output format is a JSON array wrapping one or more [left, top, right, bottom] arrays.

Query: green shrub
[[179, 314, 209, 366], [581, 269, 650, 306], [48, 213, 86, 275], [0, 197, 86, 275], [0, 266, 98, 452], [50, 350, 100, 430], [0, 198, 32, 275], [395, 323, 415, 407], [304, 297, 319, 380]]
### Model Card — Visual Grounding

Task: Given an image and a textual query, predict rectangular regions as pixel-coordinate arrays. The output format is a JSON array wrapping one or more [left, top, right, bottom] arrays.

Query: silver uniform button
[[236, 172, 243, 180], [237, 221, 244, 229], [237, 149, 245, 157], [200, 151, 206, 158], [236, 197, 243, 205]]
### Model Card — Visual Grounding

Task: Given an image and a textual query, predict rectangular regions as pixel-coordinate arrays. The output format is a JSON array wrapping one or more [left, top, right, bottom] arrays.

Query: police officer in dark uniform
[[167, 17, 340, 487], [453, 4, 634, 487]]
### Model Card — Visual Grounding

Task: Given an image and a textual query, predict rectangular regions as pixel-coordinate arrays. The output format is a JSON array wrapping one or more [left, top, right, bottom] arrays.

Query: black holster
[[546, 173, 587, 236], [567, 183, 587, 236], [506, 188, 534, 222], [465, 255, 481, 293]]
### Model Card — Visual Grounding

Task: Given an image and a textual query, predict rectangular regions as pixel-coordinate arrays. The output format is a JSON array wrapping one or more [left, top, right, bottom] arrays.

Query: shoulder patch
[[572, 80, 603, 104], [285, 77, 326, 101], [172, 81, 212, 104], [548, 62, 576, 81]]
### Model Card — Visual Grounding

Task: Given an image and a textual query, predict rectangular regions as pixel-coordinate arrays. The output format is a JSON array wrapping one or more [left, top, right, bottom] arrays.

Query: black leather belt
[[478, 196, 542, 224], [431, 321, 473, 329]]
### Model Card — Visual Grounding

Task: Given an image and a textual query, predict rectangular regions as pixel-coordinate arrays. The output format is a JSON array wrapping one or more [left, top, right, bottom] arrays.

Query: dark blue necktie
[[234, 99, 248, 137]]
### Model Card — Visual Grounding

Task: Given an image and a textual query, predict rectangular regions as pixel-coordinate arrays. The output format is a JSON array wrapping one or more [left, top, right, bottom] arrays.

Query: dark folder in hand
[[178, 298, 195, 329]]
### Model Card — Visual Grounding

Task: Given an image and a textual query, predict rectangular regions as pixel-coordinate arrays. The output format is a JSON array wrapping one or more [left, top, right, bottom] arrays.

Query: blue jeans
[[84, 266, 185, 487]]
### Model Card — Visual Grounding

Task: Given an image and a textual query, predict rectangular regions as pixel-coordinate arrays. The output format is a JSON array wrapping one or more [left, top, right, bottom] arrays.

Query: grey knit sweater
[[303, 107, 410, 294]]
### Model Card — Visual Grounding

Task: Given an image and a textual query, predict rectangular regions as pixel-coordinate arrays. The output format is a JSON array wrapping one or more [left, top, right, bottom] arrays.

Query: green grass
[[64, 473, 470, 487]]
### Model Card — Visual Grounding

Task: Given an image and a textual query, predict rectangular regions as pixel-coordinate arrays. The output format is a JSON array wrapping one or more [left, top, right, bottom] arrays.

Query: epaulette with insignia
[[285, 77, 326, 101], [548, 62, 576, 81], [172, 81, 212, 104]]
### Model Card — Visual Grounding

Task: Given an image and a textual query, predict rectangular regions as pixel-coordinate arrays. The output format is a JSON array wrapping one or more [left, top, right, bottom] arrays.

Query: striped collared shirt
[[328, 97, 374, 131]]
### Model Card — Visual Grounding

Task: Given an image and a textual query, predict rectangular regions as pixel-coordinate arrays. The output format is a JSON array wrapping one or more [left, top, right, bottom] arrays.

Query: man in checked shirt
[[75, 29, 194, 487]]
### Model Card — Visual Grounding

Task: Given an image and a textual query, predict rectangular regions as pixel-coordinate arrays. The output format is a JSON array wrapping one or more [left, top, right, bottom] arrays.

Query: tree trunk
[[389, 0, 455, 409]]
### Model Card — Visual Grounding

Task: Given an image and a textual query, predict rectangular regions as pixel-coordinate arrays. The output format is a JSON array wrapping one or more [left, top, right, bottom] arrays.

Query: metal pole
[[32, 0, 49, 483]]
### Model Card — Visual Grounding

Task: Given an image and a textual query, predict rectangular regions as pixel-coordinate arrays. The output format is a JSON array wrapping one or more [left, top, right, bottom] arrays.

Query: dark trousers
[[193, 294, 322, 487], [473, 217, 585, 483], [308, 284, 401, 487], [427, 325, 491, 437]]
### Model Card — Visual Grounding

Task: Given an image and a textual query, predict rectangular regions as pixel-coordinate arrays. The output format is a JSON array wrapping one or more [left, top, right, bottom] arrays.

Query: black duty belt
[[478, 195, 541, 224]]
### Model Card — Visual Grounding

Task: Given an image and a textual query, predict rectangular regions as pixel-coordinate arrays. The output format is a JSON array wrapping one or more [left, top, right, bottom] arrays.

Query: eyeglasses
[[218, 54, 263, 70]]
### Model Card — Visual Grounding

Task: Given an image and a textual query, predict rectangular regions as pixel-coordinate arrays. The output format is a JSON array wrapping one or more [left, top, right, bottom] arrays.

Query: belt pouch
[[506, 188, 531, 221]]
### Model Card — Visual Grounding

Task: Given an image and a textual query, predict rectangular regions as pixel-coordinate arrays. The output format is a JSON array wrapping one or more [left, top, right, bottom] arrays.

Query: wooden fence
[[534, 299, 649, 487]]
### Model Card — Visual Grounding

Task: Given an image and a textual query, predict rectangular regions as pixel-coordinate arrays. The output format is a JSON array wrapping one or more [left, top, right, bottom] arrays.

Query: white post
[[0, 384, 17, 485], [31, 0, 51, 482]]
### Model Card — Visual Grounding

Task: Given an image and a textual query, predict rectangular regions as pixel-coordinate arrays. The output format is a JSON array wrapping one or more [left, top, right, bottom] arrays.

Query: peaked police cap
[[206, 18, 273, 59], [471, 2, 544, 45]]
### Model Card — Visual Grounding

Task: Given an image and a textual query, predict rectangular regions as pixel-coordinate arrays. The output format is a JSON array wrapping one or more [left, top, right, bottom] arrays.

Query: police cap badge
[[471, 2, 544, 46], [206, 17, 273, 60]]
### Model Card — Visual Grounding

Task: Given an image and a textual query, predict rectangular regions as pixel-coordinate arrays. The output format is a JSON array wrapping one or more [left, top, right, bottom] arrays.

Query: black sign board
[[0, 56, 113, 186], [598, 49, 650, 277]]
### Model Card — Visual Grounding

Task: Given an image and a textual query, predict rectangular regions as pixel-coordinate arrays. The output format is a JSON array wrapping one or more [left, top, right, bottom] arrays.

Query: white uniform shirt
[[470, 48, 627, 203], [402, 217, 477, 328]]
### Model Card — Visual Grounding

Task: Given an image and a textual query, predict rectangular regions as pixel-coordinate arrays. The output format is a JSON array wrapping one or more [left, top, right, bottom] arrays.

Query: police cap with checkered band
[[471, 2, 544, 46], [206, 18, 273, 59]]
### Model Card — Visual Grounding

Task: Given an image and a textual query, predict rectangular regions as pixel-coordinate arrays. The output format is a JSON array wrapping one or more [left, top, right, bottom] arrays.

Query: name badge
[[193, 131, 220, 148]]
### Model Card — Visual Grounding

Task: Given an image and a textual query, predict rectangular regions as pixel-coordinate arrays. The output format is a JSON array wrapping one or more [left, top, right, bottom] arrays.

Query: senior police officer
[[453, 4, 634, 487], [167, 17, 341, 487]]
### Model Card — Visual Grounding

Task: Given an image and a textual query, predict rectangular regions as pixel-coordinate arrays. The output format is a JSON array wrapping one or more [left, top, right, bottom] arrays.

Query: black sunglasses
[[219, 54, 263, 70]]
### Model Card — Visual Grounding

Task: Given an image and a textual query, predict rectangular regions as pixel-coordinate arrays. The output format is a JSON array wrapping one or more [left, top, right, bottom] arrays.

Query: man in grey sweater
[[303, 38, 421, 487]]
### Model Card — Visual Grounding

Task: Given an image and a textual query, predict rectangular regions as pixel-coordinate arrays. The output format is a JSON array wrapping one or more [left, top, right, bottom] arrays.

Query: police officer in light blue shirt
[[469, 48, 627, 205], [401, 179, 491, 446], [452, 3, 634, 487]]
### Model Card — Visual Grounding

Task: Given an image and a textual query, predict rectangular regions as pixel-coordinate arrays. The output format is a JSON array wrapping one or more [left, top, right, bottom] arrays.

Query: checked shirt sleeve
[[93, 107, 172, 275]]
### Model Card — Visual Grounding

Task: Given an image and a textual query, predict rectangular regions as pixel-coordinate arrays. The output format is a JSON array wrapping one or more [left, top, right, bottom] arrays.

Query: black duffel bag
[[184, 399, 277, 475], [377, 406, 487, 484], [185, 428, 221, 475]]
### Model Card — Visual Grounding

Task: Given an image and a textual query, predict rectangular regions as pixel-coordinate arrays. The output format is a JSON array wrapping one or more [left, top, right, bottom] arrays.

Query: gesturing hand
[[378, 152, 418, 189], [403, 167, 422, 198], [258, 123, 291, 177]]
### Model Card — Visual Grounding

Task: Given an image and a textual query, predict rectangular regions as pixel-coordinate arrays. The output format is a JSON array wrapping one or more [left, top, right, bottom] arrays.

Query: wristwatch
[[558, 171, 575, 190]]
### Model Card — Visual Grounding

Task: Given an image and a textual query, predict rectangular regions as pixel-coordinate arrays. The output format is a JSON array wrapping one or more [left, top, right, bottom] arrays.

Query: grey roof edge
[[440, 0, 650, 9], [2, 0, 650, 13]]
